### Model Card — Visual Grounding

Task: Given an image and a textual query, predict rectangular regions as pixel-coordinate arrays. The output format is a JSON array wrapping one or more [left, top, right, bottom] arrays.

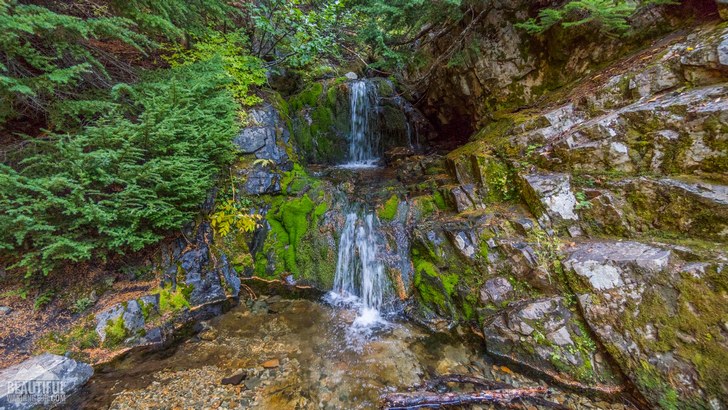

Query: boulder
[[565, 241, 728, 408], [448, 185, 483, 213], [243, 163, 281, 195], [0, 353, 93, 410], [482, 297, 622, 387], [624, 178, 728, 241], [446, 230, 478, 259]]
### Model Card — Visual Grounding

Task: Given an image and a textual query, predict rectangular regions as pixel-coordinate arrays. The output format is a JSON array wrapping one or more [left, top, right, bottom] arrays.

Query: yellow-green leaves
[[210, 198, 261, 238]]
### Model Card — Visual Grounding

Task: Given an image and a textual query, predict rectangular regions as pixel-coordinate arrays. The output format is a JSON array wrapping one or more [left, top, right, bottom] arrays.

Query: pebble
[[221, 372, 246, 386], [261, 359, 279, 368], [199, 329, 218, 341], [0, 306, 11, 315]]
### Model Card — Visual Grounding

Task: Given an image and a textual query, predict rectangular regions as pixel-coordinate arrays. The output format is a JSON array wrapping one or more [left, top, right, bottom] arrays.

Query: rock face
[[483, 297, 622, 388], [382, 17, 728, 409], [234, 104, 292, 195], [94, 294, 160, 344], [520, 173, 578, 228], [164, 222, 240, 307], [414, 0, 677, 134], [0, 353, 93, 410], [565, 243, 727, 408]]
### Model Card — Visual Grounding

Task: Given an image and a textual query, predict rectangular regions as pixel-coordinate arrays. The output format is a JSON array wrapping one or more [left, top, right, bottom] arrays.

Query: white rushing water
[[326, 213, 390, 333], [341, 80, 379, 168]]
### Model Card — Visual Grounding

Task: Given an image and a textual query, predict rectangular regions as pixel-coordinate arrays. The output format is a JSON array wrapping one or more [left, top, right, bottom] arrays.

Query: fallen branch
[[422, 373, 514, 391], [383, 386, 548, 409]]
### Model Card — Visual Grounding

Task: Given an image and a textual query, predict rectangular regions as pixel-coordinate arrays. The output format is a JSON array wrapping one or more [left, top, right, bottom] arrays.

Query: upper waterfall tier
[[343, 80, 380, 168]]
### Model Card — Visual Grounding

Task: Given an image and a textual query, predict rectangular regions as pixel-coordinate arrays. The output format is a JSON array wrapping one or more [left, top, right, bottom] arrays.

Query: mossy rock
[[253, 175, 338, 288], [288, 81, 349, 165], [564, 242, 728, 408]]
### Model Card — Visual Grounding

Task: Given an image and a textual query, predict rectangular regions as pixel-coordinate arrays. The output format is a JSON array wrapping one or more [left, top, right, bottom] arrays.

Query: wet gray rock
[[447, 230, 478, 259], [234, 126, 272, 154], [512, 218, 535, 235], [344, 72, 358, 80], [0, 306, 11, 315], [449, 184, 483, 212], [161, 222, 241, 308], [244, 164, 281, 195], [580, 190, 632, 237], [218, 253, 241, 299], [520, 173, 578, 227], [621, 177, 728, 241], [176, 223, 227, 306], [138, 327, 164, 345], [0, 353, 93, 410], [565, 241, 670, 292], [479, 277, 513, 305], [629, 64, 680, 98], [551, 85, 728, 175]]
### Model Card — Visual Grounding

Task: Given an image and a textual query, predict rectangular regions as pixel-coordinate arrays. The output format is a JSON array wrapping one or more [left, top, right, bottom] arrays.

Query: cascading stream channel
[[327, 78, 393, 339]]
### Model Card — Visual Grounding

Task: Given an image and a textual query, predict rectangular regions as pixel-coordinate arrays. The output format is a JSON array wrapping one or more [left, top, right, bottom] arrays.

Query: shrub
[[0, 60, 238, 276]]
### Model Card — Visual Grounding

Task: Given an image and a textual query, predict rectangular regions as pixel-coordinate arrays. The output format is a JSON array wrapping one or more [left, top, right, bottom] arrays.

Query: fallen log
[[383, 386, 548, 409]]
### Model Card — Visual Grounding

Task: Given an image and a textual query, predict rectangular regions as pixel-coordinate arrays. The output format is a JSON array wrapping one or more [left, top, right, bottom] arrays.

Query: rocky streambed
[[66, 296, 635, 410]]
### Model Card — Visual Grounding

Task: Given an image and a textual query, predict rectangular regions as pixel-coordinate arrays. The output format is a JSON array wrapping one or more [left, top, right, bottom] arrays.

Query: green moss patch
[[378, 195, 400, 221]]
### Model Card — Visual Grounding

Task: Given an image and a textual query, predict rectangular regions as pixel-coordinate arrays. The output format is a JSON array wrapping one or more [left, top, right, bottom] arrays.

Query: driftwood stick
[[383, 386, 548, 409], [423, 373, 514, 391]]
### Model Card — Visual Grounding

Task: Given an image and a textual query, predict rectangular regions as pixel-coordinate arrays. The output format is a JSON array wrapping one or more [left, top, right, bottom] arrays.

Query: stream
[[67, 297, 615, 409]]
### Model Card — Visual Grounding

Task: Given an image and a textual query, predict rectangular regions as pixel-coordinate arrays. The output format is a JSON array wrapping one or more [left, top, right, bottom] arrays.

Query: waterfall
[[327, 212, 390, 329], [343, 80, 379, 168]]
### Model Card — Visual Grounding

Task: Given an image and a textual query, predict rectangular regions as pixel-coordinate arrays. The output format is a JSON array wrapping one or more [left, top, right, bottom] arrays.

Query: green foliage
[[33, 289, 55, 311], [432, 191, 447, 210], [516, 0, 678, 35], [0, 60, 238, 276], [266, 194, 317, 275], [0, 0, 149, 125], [71, 296, 95, 314], [165, 31, 267, 106], [211, 198, 260, 238], [346, 0, 464, 70], [109, 0, 236, 40], [246, 0, 354, 69], [36, 321, 100, 354], [157, 284, 191, 313], [575, 191, 592, 210]]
